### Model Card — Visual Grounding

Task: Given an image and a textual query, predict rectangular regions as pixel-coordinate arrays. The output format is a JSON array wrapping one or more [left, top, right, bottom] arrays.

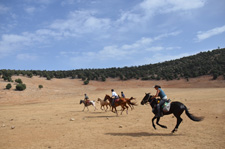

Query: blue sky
[[0, 0, 225, 70]]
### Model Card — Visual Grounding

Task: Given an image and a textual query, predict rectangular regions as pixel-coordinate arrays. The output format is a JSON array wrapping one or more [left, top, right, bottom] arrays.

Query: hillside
[[1, 48, 225, 81]]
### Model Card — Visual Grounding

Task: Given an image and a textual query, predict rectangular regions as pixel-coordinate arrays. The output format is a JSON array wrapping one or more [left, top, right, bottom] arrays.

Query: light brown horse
[[104, 94, 128, 116], [97, 98, 111, 111]]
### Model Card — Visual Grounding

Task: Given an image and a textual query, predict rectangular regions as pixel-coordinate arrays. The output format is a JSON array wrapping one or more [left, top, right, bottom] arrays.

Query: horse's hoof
[[172, 129, 177, 133]]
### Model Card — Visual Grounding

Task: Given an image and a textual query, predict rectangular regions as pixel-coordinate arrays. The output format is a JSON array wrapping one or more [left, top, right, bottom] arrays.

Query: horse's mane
[[104, 94, 111, 101]]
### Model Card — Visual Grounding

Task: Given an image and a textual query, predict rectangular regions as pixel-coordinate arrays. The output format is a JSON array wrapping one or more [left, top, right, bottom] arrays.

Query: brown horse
[[97, 98, 111, 111], [122, 97, 137, 110], [104, 94, 128, 116]]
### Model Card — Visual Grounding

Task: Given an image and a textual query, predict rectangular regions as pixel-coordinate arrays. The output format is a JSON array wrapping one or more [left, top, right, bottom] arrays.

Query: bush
[[101, 76, 106, 82], [15, 78, 23, 84], [3, 76, 13, 82], [38, 85, 43, 89], [16, 83, 26, 91], [83, 79, 89, 85], [6, 83, 12, 89]]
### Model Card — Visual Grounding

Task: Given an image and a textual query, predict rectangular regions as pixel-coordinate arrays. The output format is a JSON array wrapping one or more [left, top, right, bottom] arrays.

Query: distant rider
[[121, 91, 125, 98], [111, 89, 119, 106], [84, 93, 89, 106], [152, 85, 167, 118]]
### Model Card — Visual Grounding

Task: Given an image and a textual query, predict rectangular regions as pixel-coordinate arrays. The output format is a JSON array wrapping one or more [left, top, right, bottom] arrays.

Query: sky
[[0, 0, 225, 70]]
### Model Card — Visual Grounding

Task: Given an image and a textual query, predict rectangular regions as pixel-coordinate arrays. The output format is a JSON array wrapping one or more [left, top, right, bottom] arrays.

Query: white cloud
[[24, 6, 36, 14], [61, 0, 76, 6], [49, 10, 111, 36], [139, 0, 206, 14], [0, 4, 9, 14], [196, 25, 225, 42], [16, 53, 37, 60], [0, 32, 46, 58], [69, 31, 180, 68]]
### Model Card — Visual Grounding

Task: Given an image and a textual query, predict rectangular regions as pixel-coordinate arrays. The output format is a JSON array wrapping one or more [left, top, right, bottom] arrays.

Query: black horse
[[141, 93, 203, 133]]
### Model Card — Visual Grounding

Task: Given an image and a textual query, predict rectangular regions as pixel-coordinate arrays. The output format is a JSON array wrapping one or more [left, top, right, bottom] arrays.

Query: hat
[[111, 89, 114, 92], [153, 85, 161, 88]]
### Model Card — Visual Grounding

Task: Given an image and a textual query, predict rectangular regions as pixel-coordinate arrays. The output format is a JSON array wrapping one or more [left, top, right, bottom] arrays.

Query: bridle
[[146, 94, 154, 105]]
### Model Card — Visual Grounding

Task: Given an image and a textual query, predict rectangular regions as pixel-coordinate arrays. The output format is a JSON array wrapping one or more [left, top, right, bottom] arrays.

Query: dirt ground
[[0, 76, 225, 149]]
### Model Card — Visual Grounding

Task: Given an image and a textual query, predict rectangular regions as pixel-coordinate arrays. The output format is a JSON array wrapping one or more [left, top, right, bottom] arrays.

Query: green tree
[[6, 83, 12, 89], [83, 79, 89, 85], [16, 83, 26, 91], [38, 85, 43, 89], [15, 78, 23, 84]]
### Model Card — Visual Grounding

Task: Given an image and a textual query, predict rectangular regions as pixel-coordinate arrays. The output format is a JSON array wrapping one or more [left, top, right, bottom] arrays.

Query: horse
[[123, 97, 137, 110], [80, 100, 97, 111], [97, 98, 111, 111], [140, 93, 204, 133], [104, 94, 128, 116]]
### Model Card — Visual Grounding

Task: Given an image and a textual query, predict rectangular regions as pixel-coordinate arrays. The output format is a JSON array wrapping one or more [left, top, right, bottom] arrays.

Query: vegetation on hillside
[[0, 48, 224, 81]]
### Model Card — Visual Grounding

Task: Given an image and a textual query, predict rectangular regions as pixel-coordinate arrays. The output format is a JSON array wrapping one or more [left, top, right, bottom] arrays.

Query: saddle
[[162, 99, 171, 112], [115, 98, 120, 102]]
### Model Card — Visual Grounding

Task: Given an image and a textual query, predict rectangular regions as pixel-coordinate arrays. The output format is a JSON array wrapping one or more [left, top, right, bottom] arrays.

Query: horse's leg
[[105, 105, 108, 112], [128, 103, 132, 110], [82, 105, 86, 111], [172, 116, 183, 133], [87, 106, 89, 111], [125, 105, 129, 114], [114, 107, 118, 116], [156, 118, 167, 129], [120, 106, 124, 115], [152, 116, 157, 130]]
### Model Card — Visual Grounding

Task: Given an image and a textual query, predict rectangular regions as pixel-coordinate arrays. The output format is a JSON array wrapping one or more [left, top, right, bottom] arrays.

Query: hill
[[1, 48, 225, 81]]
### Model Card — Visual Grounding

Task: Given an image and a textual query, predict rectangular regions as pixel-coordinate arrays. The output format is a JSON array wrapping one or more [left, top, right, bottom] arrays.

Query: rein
[[147, 95, 154, 105]]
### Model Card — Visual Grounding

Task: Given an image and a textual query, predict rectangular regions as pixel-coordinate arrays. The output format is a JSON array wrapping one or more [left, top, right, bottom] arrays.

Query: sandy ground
[[0, 76, 225, 149]]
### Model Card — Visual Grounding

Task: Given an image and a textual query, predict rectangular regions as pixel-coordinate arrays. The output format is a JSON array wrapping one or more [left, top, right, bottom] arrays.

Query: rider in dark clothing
[[84, 93, 89, 106], [152, 85, 167, 118], [121, 91, 125, 98]]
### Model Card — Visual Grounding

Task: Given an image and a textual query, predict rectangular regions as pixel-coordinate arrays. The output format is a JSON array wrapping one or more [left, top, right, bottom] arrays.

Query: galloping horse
[[80, 100, 97, 111], [97, 98, 111, 111], [141, 93, 204, 133], [104, 94, 128, 116], [123, 97, 137, 110]]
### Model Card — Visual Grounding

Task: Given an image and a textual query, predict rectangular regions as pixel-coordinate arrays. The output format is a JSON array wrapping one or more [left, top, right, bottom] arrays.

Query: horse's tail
[[129, 101, 137, 106], [185, 106, 204, 122]]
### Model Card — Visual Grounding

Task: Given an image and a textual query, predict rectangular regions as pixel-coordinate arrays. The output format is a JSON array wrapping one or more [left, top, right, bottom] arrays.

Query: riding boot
[[156, 104, 161, 118]]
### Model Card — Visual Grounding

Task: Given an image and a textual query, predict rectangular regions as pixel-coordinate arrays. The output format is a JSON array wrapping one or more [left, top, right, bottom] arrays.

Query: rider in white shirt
[[111, 89, 118, 106]]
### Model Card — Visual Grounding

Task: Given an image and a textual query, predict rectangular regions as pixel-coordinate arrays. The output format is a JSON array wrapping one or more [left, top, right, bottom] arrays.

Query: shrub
[[38, 85, 43, 89], [15, 78, 23, 84], [46, 75, 52, 80], [16, 83, 26, 91], [3, 76, 13, 82], [83, 79, 89, 85], [101, 76, 106, 82], [6, 83, 12, 89]]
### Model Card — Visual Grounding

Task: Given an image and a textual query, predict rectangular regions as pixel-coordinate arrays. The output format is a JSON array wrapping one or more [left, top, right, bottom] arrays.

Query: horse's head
[[80, 100, 83, 104], [141, 93, 152, 105], [104, 94, 111, 101]]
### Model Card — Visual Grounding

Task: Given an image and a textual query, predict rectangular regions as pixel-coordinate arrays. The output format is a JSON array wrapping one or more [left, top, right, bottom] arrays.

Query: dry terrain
[[0, 76, 225, 149]]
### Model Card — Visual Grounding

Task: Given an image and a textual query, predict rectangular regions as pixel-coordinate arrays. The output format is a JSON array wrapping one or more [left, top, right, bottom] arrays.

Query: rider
[[111, 89, 119, 106], [121, 91, 125, 98], [84, 93, 90, 106], [152, 85, 167, 118]]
